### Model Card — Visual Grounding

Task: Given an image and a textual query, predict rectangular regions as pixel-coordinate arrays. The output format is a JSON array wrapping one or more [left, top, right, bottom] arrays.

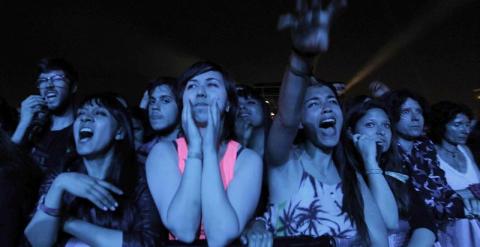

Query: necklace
[[441, 145, 458, 159]]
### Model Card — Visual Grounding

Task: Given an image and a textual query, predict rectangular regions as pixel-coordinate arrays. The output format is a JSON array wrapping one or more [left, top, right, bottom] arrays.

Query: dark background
[[1, 0, 479, 111]]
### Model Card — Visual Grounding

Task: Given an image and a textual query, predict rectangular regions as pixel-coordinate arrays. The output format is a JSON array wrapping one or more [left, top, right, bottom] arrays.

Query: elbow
[[169, 226, 198, 244], [384, 216, 399, 231], [24, 225, 53, 247]]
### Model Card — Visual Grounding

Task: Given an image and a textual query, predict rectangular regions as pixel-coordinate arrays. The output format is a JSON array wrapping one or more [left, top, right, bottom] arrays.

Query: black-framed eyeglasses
[[36, 74, 69, 89]]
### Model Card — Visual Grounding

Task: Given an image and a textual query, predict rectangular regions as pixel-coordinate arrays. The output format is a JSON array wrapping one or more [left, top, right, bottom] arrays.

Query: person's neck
[[398, 137, 414, 155], [158, 127, 180, 142], [439, 139, 458, 153], [50, 105, 74, 131], [83, 147, 115, 180], [247, 127, 265, 156], [304, 140, 335, 174]]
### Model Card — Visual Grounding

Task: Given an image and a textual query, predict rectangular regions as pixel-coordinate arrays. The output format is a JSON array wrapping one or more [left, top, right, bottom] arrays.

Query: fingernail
[[114, 202, 119, 207], [103, 206, 108, 211], [110, 207, 116, 211]]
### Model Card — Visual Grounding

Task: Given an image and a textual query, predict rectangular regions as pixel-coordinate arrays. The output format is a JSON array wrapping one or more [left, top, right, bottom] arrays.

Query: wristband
[[187, 152, 203, 160], [365, 168, 383, 175], [38, 196, 61, 217]]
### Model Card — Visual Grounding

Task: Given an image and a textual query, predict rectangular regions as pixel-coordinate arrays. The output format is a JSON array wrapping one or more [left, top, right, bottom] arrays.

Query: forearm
[[24, 180, 64, 247], [202, 149, 240, 246], [11, 122, 29, 144], [365, 161, 398, 229], [63, 219, 122, 247], [166, 157, 202, 241], [277, 52, 314, 128]]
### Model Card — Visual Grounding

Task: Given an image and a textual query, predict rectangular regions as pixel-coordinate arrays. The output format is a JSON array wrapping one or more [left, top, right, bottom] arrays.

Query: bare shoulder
[[235, 147, 262, 173], [146, 140, 178, 169]]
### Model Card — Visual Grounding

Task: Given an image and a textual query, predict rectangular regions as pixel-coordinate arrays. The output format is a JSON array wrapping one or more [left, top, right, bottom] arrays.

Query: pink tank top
[[169, 137, 239, 240]]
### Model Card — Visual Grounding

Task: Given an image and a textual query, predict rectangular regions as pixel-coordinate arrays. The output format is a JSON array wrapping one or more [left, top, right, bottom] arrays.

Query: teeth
[[321, 119, 335, 124], [319, 118, 336, 128], [79, 127, 94, 139], [80, 127, 93, 133]]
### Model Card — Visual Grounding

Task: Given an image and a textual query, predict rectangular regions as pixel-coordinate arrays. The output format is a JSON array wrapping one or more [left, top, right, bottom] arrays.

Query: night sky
[[1, 0, 479, 110]]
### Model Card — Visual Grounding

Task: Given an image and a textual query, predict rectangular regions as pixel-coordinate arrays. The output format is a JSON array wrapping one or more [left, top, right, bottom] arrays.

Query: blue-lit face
[[37, 70, 71, 111], [301, 85, 343, 149], [74, 102, 120, 158], [148, 85, 179, 131], [395, 98, 424, 139], [237, 96, 264, 128], [444, 113, 471, 145], [354, 108, 392, 153], [183, 71, 228, 126]]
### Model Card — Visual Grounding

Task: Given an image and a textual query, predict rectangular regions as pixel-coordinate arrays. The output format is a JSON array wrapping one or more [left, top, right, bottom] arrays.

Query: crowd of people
[[1, 1, 479, 246]]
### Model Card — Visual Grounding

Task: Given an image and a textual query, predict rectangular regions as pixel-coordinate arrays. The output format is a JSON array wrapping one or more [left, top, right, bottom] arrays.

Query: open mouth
[[46, 91, 58, 100], [238, 112, 250, 118], [79, 127, 94, 141], [319, 118, 336, 129]]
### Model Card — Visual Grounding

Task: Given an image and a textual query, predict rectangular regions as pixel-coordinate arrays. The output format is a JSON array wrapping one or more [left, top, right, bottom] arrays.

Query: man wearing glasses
[[11, 58, 78, 175]]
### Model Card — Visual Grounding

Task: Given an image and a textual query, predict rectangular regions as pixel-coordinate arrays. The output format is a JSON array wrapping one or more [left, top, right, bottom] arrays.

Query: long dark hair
[[235, 84, 272, 132], [342, 100, 411, 217], [429, 101, 473, 144], [177, 61, 239, 141], [62, 93, 138, 228], [301, 80, 370, 245]]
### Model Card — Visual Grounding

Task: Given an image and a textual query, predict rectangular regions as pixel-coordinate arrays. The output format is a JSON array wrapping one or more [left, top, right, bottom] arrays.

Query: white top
[[437, 145, 480, 190]]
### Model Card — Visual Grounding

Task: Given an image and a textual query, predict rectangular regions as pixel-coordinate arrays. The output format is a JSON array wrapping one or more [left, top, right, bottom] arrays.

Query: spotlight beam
[[345, 0, 476, 92]]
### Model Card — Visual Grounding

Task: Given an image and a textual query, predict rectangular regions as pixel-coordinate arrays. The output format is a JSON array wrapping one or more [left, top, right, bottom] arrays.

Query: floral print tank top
[[263, 152, 357, 240]]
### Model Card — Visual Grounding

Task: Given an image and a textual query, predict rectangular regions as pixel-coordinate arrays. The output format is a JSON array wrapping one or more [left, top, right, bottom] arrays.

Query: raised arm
[[11, 95, 46, 145], [267, 0, 346, 167]]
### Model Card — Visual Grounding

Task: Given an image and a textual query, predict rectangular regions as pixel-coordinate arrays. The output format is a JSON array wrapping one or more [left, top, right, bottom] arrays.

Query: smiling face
[[301, 85, 343, 149], [237, 96, 264, 128], [395, 98, 424, 139], [354, 108, 392, 153], [37, 70, 73, 111], [444, 113, 471, 145], [74, 102, 122, 158], [183, 70, 228, 126], [148, 84, 179, 131]]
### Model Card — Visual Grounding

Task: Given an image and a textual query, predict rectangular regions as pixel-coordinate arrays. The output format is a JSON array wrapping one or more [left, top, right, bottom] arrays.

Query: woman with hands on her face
[[146, 61, 263, 247], [24, 93, 164, 247]]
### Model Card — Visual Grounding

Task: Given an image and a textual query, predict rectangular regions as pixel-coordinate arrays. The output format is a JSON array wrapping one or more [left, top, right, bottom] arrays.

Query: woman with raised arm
[[146, 61, 263, 246], [343, 100, 436, 247], [24, 93, 163, 247], [242, 0, 388, 246]]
